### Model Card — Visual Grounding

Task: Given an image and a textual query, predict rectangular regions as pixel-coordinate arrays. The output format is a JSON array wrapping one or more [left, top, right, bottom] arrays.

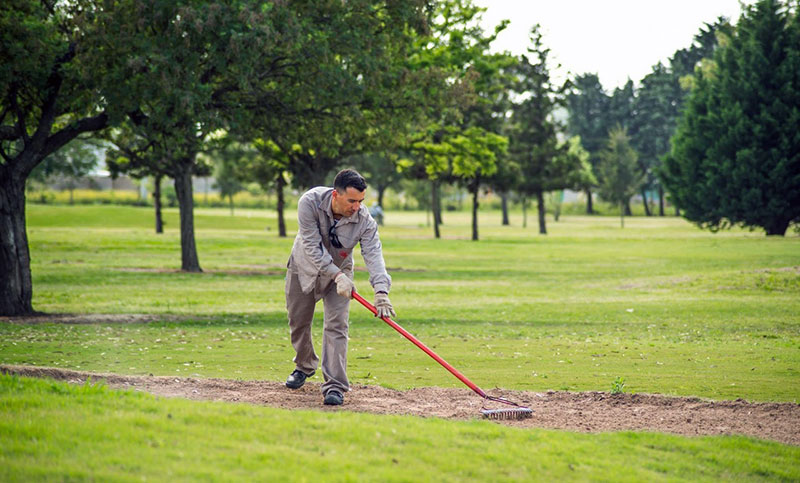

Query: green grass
[[10, 204, 799, 401], [2, 203, 799, 479], [2, 374, 798, 481]]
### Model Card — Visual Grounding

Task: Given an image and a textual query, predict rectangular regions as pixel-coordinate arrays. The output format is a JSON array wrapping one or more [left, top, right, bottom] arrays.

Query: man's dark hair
[[333, 168, 367, 192]]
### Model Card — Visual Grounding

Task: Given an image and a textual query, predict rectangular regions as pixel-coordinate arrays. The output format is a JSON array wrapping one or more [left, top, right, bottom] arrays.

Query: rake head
[[480, 394, 533, 420], [481, 407, 533, 420]]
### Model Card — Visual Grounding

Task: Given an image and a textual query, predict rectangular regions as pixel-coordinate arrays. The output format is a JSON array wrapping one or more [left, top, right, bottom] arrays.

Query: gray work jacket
[[287, 186, 391, 295]]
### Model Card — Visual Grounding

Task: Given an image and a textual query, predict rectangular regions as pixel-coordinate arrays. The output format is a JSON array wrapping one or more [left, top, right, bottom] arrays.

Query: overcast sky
[[474, 0, 757, 90]]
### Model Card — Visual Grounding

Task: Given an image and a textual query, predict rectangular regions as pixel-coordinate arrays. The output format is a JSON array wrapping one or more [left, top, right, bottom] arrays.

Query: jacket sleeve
[[296, 193, 340, 279], [359, 215, 392, 293]]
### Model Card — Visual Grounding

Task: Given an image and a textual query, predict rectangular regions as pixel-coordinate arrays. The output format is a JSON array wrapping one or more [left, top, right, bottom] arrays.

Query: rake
[[352, 290, 532, 421]]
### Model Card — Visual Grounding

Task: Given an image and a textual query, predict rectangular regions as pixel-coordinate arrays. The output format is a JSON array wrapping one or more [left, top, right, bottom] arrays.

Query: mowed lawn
[[2, 203, 799, 480]]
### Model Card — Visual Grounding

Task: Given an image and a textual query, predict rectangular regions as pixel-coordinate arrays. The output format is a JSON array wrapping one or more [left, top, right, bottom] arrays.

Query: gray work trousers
[[285, 270, 351, 395]]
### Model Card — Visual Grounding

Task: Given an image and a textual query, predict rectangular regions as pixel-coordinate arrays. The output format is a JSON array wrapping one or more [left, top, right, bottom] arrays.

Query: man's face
[[332, 187, 366, 217]]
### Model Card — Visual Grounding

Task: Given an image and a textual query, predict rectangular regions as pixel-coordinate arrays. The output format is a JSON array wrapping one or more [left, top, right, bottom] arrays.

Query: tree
[[449, 127, 507, 240], [1, 0, 113, 315], [663, 0, 800, 236], [561, 135, 597, 200], [348, 152, 404, 209], [32, 137, 104, 205], [403, 124, 459, 238], [607, 80, 638, 216], [598, 126, 644, 228], [566, 73, 609, 214], [631, 63, 676, 216], [81, 0, 309, 272], [400, 0, 508, 239], [508, 25, 569, 235], [105, 125, 173, 234], [207, 144, 250, 216], [542, 136, 595, 223], [628, 20, 731, 217], [242, 139, 290, 237], [486, 155, 521, 225]]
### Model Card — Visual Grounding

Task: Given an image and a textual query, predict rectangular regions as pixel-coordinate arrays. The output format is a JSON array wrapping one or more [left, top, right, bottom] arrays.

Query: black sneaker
[[285, 369, 314, 389], [324, 390, 344, 406]]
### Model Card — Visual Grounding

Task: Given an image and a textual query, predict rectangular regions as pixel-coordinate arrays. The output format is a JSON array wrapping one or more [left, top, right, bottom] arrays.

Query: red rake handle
[[351, 290, 487, 399]]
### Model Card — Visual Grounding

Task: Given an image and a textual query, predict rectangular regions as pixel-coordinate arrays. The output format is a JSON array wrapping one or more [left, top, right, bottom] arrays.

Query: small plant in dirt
[[611, 376, 626, 395]]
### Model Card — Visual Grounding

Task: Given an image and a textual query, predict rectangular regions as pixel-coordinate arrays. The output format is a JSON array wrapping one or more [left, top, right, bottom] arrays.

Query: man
[[284, 168, 396, 406]]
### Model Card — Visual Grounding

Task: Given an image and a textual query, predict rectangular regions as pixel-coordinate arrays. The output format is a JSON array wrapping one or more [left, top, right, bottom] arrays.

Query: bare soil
[[3, 364, 798, 446], [0, 313, 179, 325]]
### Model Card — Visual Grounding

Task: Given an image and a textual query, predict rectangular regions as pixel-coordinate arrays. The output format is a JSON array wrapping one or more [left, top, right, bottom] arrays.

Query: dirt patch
[[113, 267, 285, 276], [113, 266, 425, 276], [0, 314, 181, 325], [752, 266, 800, 273], [3, 365, 798, 446]]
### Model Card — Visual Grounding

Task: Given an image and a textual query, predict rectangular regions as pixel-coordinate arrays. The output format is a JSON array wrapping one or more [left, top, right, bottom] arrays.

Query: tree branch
[[9, 84, 30, 144], [0, 125, 20, 142], [29, 111, 109, 175]]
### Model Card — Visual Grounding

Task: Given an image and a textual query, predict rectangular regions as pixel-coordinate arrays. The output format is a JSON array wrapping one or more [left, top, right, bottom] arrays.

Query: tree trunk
[[522, 196, 528, 228], [658, 186, 665, 217], [765, 219, 790, 236], [377, 186, 386, 209], [432, 180, 441, 239], [501, 192, 509, 226], [620, 201, 625, 228], [553, 191, 562, 222], [154, 175, 164, 234], [0, 172, 35, 315], [471, 185, 479, 241], [585, 187, 594, 215], [228, 194, 234, 216], [173, 161, 202, 272], [641, 187, 652, 216], [536, 189, 547, 235], [276, 173, 287, 237], [624, 201, 632, 216], [432, 180, 443, 226]]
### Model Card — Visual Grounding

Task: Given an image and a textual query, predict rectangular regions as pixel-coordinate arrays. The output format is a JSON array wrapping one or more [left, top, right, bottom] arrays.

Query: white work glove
[[334, 272, 355, 298], [374, 292, 396, 319]]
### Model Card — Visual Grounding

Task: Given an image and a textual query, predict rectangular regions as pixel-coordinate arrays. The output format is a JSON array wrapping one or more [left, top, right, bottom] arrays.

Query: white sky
[[475, 0, 757, 90]]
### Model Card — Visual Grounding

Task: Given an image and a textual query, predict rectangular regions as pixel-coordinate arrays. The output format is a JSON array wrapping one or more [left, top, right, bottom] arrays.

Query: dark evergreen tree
[[510, 25, 577, 235], [631, 63, 677, 216], [663, 0, 800, 236], [566, 73, 608, 214]]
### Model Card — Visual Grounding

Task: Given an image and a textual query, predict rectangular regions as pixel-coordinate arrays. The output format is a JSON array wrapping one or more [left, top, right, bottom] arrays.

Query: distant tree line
[[566, 0, 798, 236], [2, 0, 798, 316]]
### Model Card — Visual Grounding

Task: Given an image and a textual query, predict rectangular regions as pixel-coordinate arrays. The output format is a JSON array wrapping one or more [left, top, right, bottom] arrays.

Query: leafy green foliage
[[30, 137, 103, 185], [611, 377, 626, 395], [566, 74, 609, 165], [663, 0, 800, 235], [598, 127, 644, 227]]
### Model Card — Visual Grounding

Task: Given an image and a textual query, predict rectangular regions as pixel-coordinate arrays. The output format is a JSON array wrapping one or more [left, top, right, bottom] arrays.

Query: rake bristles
[[480, 407, 533, 420]]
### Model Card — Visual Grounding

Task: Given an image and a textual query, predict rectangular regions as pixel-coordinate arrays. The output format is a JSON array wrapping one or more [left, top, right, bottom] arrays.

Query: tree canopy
[[663, 0, 800, 236]]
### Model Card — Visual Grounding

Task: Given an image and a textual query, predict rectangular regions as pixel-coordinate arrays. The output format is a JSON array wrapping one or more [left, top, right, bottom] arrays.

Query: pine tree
[[598, 127, 643, 228], [663, 0, 800, 235]]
